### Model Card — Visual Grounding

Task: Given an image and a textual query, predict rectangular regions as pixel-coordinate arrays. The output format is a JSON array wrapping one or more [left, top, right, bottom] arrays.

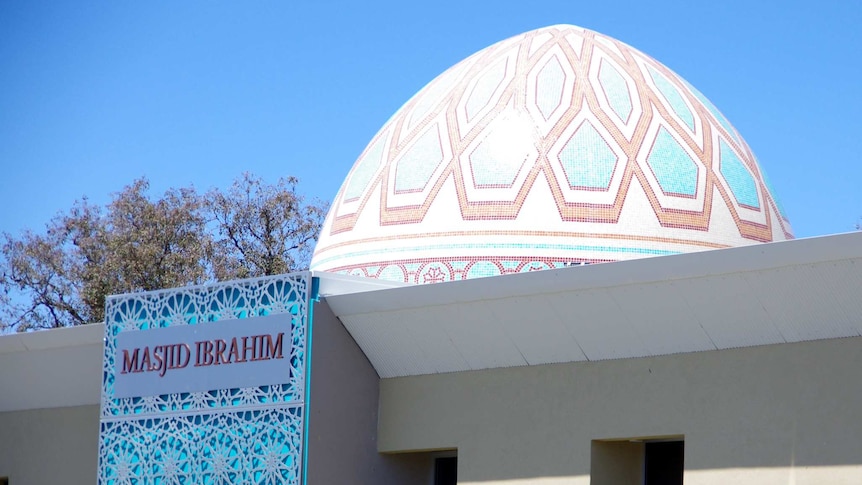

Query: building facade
[[2, 25, 861, 485]]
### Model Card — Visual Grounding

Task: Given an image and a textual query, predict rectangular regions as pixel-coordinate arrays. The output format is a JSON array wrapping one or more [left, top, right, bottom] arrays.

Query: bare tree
[[102, 179, 211, 293], [0, 221, 90, 330], [0, 180, 211, 331], [0, 174, 325, 332], [207, 173, 327, 280]]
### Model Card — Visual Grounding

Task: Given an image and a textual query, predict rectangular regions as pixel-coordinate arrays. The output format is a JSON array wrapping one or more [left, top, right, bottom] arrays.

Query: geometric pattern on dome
[[548, 110, 627, 207], [456, 48, 519, 138], [684, 79, 741, 145], [526, 45, 576, 136], [469, 127, 527, 188], [558, 120, 618, 190], [344, 132, 387, 201], [646, 64, 696, 132], [535, 54, 566, 120], [460, 105, 539, 201], [311, 24, 794, 284], [529, 32, 554, 56], [393, 122, 445, 193], [597, 58, 633, 123], [465, 57, 509, 122], [594, 35, 626, 60], [588, 50, 641, 142], [647, 126, 699, 197], [564, 32, 584, 57], [757, 159, 787, 218], [719, 138, 760, 209], [406, 60, 475, 133]]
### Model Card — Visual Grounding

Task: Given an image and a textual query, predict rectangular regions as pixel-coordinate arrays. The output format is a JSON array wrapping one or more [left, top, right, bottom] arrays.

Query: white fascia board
[[0, 323, 105, 354], [312, 271, 410, 297], [0, 326, 105, 412], [326, 232, 862, 318]]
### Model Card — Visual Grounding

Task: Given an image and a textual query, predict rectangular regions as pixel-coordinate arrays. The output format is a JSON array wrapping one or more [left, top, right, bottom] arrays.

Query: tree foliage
[[208, 174, 326, 281], [0, 174, 327, 332]]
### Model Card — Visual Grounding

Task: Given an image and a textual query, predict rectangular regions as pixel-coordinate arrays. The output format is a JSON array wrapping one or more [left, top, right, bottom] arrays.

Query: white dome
[[311, 25, 793, 284]]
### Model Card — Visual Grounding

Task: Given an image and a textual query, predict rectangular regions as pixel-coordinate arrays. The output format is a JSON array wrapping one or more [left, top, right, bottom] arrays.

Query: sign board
[[113, 314, 292, 398]]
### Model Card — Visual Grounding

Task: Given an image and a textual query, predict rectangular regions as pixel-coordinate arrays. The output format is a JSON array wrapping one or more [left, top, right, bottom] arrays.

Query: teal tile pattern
[[394, 124, 444, 192], [536, 55, 566, 119], [758, 158, 787, 217], [465, 59, 507, 121], [719, 139, 760, 209], [685, 81, 741, 144], [344, 134, 386, 201], [558, 121, 618, 189], [647, 65, 695, 132], [597, 59, 633, 122], [647, 127, 698, 196]]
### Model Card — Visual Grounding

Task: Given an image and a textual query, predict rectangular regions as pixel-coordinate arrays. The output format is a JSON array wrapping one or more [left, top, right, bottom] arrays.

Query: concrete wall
[[378, 336, 862, 484], [0, 300, 434, 485], [591, 440, 644, 485], [305, 299, 433, 484], [0, 405, 99, 484]]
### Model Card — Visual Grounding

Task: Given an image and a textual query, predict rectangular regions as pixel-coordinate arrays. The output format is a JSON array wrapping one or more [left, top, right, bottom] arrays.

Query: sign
[[113, 314, 292, 399]]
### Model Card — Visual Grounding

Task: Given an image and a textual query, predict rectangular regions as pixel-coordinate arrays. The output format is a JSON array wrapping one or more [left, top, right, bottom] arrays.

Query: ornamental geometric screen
[[98, 273, 313, 485]]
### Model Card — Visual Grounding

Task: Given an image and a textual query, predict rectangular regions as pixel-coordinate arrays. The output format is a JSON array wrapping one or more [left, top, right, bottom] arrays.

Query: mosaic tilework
[[559, 121, 618, 190], [312, 25, 793, 283], [98, 274, 311, 484], [647, 127, 699, 197], [337, 257, 605, 284], [597, 59, 633, 122]]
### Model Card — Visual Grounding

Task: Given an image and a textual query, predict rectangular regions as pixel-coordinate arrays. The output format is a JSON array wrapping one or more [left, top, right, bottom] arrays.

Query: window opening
[[644, 440, 684, 485], [434, 456, 457, 485], [591, 437, 683, 485]]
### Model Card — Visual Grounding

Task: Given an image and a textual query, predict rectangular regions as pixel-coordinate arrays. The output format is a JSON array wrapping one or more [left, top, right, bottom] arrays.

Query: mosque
[[2, 24, 861, 485]]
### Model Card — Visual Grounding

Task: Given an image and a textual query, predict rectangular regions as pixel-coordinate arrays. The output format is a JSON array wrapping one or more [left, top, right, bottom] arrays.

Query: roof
[[3, 231, 860, 410], [323, 231, 862, 378], [0, 323, 104, 412]]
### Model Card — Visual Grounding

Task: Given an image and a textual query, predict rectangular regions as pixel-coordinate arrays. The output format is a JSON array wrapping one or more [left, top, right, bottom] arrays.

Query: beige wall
[[305, 300, 433, 484], [591, 440, 644, 485], [378, 336, 862, 484], [0, 405, 99, 485], [0, 301, 434, 485]]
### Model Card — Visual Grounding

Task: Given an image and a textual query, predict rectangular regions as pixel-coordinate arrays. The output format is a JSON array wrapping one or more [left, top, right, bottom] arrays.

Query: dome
[[310, 25, 793, 284]]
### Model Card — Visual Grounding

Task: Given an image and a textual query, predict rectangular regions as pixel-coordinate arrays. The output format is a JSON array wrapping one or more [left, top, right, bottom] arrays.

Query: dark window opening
[[644, 440, 684, 485], [434, 456, 457, 485], [0, 477, 8, 485]]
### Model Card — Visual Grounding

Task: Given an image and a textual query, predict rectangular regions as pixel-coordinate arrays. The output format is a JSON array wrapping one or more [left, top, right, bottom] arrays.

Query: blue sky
[[1, 0, 860, 238]]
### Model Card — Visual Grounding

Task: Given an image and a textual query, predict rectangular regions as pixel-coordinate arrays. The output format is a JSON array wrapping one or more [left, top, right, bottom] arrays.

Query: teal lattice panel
[[98, 273, 311, 485]]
